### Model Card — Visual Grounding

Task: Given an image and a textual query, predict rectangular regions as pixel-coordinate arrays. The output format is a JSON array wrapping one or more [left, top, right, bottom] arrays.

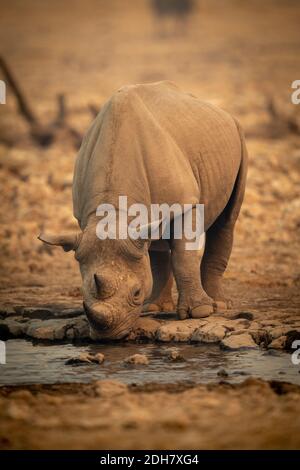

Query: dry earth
[[0, 0, 300, 449], [1, 379, 300, 449]]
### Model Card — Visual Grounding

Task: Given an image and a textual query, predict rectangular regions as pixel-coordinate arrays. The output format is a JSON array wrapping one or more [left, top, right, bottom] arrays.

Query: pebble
[[123, 354, 149, 365], [217, 369, 229, 378], [268, 336, 287, 350], [130, 317, 161, 340], [65, 352, 105, 365], [168, 350, 185, 362]]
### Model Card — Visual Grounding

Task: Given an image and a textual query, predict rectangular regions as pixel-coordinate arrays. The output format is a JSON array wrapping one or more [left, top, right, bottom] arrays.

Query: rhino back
[[73, 81, 241, 230]]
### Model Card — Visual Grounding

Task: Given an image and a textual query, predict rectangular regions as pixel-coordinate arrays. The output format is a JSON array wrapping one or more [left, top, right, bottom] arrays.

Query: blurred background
[[0, 0, 299, 311]]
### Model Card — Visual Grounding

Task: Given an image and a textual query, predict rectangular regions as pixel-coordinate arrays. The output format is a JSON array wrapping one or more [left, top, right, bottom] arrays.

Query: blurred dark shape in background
[[151, 0, 195, 17], [150, 0, 196, 36]]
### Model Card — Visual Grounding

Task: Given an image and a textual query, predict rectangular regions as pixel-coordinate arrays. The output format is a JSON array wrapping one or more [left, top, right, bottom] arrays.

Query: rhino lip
[[83, 302, 139, 339], [83, 301, 112, 331]]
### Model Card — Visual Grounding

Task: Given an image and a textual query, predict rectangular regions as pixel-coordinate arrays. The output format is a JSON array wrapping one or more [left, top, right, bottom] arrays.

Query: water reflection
[[0, 339, 299, 386]]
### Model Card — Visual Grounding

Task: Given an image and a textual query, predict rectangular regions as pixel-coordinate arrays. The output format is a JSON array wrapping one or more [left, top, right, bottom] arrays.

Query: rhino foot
[[212, 299, 233, 313], [142, 300, 175, 313], [177, 296, 214, 320]]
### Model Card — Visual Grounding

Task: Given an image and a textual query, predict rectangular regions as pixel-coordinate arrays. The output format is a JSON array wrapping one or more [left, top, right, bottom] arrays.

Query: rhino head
[[38, 223, 154, 340]]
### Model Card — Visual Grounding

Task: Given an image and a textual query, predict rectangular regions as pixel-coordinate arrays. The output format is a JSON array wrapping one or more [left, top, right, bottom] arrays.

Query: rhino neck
[[83, 192, 153, 234]]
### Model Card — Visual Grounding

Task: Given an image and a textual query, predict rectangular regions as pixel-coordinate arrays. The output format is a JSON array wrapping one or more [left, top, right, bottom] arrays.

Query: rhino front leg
[[142, 250, 175, 313], [201, 215, 234, 311], [171, 224, 213, 320]]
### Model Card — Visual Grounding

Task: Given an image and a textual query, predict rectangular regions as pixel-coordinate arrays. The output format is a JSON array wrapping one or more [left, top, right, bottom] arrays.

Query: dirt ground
[[1, 379, 300, 450], [0, 0, 300, 449]]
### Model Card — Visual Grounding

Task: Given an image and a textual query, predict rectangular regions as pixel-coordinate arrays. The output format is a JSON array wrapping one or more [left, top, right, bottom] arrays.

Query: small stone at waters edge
[[217, 368, 229, 377], [65, 352, 105, 365], [123, 353, 149, 365], [168, 350, 185, 362]]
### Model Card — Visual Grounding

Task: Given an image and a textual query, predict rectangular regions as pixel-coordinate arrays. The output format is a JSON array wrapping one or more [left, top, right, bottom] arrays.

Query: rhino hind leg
[[171, 208, 214, 320], [201, 215, 234, 312], [142, 250, 175, 313], [201, 120, 248, 313]]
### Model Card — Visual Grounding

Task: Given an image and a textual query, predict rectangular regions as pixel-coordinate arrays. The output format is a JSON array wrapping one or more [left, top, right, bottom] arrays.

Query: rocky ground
[[0, 304, 299, 351], [0, 0, 300, 449]]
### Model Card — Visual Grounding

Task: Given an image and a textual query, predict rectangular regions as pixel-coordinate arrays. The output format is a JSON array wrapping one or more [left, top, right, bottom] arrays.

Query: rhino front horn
[[37, 232, 82, 252], [94, 273, 116, 299]]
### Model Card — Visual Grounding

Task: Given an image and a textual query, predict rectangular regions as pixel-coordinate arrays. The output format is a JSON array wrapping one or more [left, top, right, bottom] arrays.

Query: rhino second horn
[[94, 273, 103, 295], [37, 232, 81, 252]]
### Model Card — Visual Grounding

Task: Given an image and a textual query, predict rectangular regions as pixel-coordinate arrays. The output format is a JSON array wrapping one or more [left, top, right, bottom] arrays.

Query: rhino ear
[[37, 232, 82, 252]]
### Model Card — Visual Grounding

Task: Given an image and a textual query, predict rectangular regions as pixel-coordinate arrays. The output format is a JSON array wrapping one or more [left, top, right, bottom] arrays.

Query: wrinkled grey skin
[[38, 81, 247, 340], [76, 221, 153, 339]]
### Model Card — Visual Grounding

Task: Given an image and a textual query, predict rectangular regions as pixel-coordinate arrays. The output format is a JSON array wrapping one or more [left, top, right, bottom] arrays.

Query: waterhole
[[0, 339, 299, 386]]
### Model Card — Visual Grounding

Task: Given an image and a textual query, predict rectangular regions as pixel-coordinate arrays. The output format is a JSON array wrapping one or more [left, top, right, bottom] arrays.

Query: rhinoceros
[[38, 81, 247, 339]]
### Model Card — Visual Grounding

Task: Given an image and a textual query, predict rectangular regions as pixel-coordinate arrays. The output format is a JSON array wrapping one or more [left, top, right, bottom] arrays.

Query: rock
[[94, 380, 128, 398], [7, 319, 27, 337], [156, 319, 206, 342], [229, 328, 251, 336], [92, 353, 105, 364], [221, 333, 258, 350], [26, 326, 54, 340], [65, 354, 91, 365], [223, 319, 251, 330], [248, 321, 261, 330], [0, 321, 10, 339], [22, 307, 55, 320], [1, 304, 84, 324], [270, 326, 292, 340], [132, 317, 161, 340], [217, 368, 229, 377], [13, 305, 26, 315], [205, 315, 250, 331], [249, 329, 270, 347], [65, 327, 75, 339], [53, 323, 67, 340], [0, 305, 16, 318], [65, 352, 105, 365], [268, 336, 287, 350], [285, 330, 300, 351], [123, 353, 149, 365], [25, 319, 68, 340], [232, 312, 254, 321], [191, 324, 226, 343], [22, 306, 84, 320], [0, 318, 27, 338], [23, 317, 89, 341], [168, 350, 185, 362], [58, 308, 84, 319], [259, 319, 282, 327]]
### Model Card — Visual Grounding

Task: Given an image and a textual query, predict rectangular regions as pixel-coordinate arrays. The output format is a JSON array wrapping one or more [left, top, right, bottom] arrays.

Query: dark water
[[0, 339, 299, 386]]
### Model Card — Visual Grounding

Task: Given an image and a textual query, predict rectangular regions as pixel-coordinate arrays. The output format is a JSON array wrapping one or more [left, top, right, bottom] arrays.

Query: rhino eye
[[132, 287, 143, 305], [134, 288, 141, 298]]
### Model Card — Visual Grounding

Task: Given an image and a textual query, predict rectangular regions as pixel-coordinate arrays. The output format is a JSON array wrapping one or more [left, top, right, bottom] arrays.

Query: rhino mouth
[[83, 302, 112, 331], [83, 302, 138, 340]]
